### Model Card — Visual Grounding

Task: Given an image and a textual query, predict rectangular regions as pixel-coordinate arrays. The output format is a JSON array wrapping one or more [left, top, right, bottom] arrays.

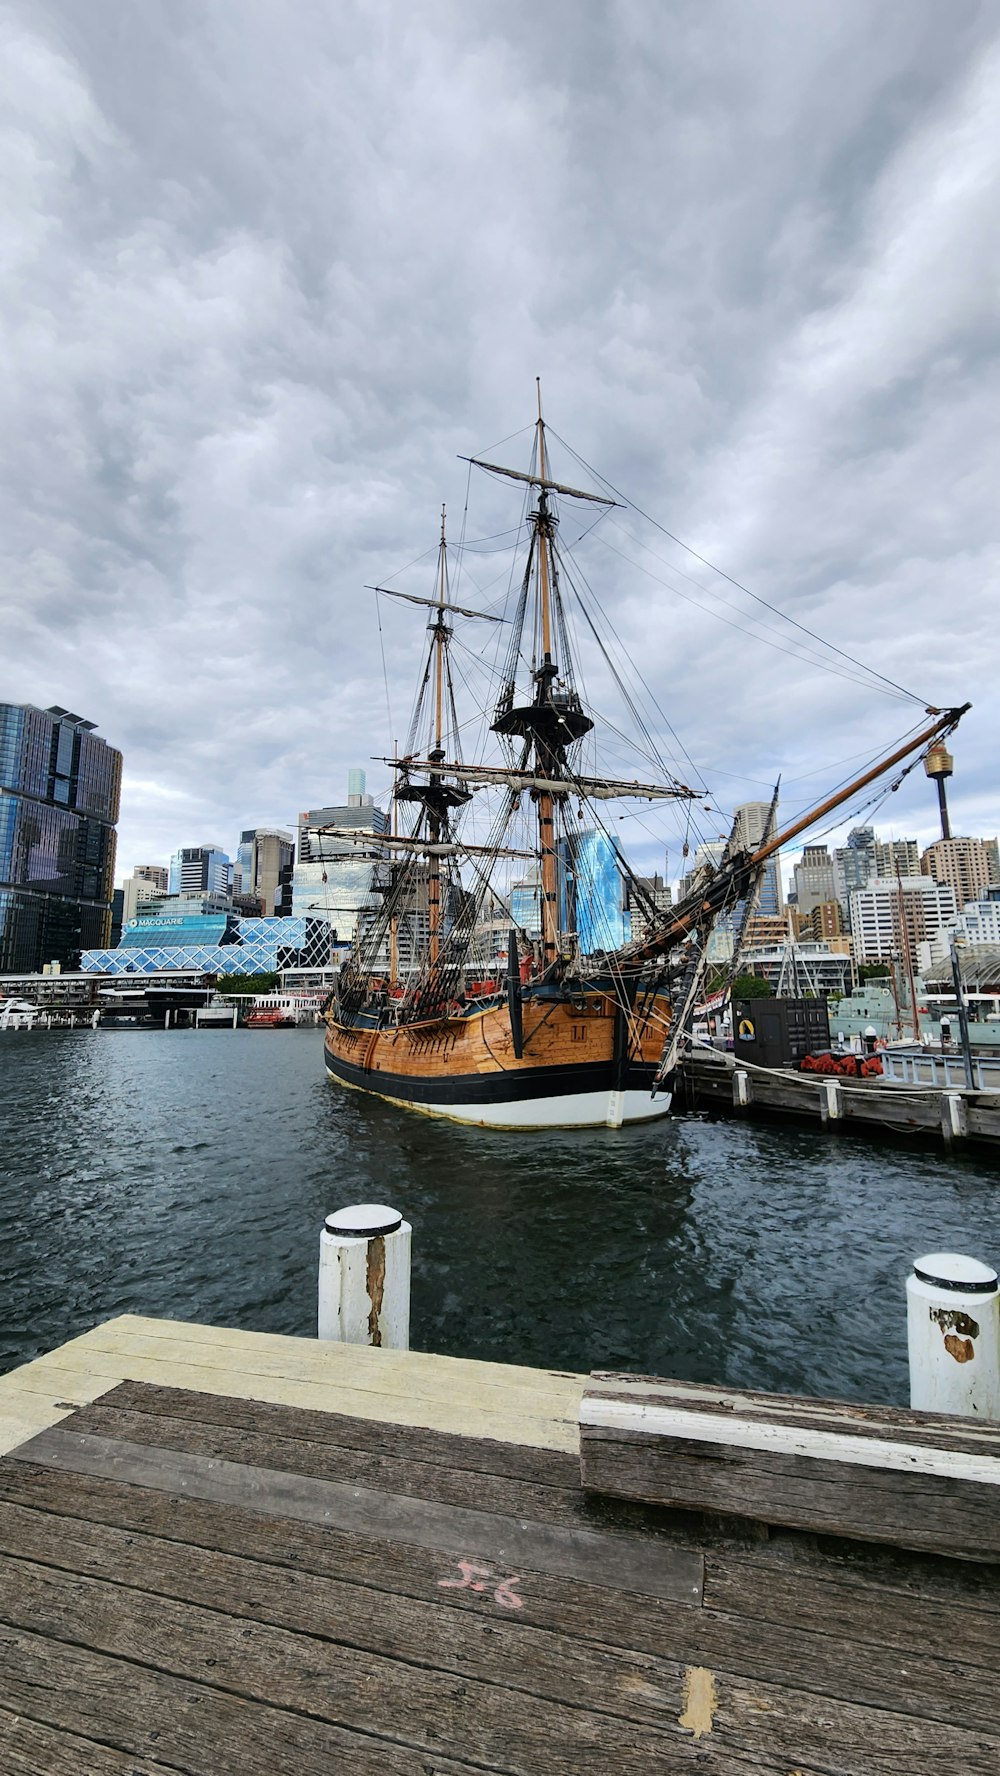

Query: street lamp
[[948, 928, 976, 1090]]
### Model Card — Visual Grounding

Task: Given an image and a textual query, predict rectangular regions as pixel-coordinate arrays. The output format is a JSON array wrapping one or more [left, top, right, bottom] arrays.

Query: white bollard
[[318, 1204, 411, 1350], [940, 1093, 968, 1144], [820, 1080, 842, 1125], [907, 1252, 1000, 1419]]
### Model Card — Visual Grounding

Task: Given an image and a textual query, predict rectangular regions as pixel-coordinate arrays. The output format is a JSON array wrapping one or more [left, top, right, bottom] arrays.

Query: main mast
[[490, 381, 596, 970], [533, 389, 560, 964], [428, 506, 447, 968]]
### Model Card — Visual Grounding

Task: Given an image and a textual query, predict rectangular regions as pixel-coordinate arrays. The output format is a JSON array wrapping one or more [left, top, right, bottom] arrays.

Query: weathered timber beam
[[580, 1375, 1000, 1561]]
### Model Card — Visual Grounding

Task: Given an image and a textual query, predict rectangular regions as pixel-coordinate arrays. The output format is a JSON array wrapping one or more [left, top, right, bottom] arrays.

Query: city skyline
[[2, 4, 999, 881]]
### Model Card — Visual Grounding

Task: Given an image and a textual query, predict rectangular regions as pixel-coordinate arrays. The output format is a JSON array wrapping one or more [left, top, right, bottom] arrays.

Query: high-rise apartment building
[[833, 826, 875, 914], [791, 845, 837, 917], [809, 900, 846, 942], [626, 873, 672, 944], [121, 864, 169, 925], [921, 837, 1000, 910], [678, 838, 727, 901], [849, 876, 957, 964], [0, 703, 122, 971], [168, 845, 231, 896], [873, 839, 920, 880]]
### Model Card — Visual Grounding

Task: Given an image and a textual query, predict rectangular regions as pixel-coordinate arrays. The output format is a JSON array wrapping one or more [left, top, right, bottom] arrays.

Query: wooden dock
[[677, 1045, 1000, 1146], [0, 1315, 998, 1772]]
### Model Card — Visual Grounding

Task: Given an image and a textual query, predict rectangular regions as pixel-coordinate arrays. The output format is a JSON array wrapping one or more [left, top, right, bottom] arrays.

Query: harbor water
[[2, 1027, 998, 1405]]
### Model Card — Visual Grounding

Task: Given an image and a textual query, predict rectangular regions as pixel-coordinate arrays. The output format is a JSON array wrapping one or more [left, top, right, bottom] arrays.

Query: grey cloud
[[1, 0, 997, 882]]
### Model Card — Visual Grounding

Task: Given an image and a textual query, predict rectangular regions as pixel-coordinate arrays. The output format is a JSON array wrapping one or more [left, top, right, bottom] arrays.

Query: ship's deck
[[0, 1316, 997, 1773]]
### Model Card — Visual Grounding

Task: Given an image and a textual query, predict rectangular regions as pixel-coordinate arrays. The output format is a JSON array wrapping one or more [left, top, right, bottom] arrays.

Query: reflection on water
[[1, 1027, 998, 1404]]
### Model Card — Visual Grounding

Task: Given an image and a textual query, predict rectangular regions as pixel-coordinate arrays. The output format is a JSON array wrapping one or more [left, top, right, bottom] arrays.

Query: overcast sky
[[3, 0, 998, 894]]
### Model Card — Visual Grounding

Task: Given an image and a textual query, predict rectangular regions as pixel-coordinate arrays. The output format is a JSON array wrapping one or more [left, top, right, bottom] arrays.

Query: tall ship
[[323, 390, 968, 1129]]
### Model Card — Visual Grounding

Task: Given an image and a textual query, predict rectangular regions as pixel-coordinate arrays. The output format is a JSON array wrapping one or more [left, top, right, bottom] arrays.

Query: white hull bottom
[[333, 1077, 673, 1130]]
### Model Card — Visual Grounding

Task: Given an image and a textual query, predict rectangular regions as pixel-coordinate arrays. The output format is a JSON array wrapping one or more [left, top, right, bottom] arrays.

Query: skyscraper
[[0, 703, 122, 971], [291, 771, 388, 940], [833, 825, 875, 916], [168, 845, 231, 896], [731, 801, 783, 916], [121, 863, 169, 924], [234, 828, 295, 917], [792, 845, 837, 917], [849, 876, 957, 964]]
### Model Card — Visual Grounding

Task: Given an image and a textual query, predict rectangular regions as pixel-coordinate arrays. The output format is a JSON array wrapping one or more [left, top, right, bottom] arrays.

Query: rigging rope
[[546, 427, 930, 706]]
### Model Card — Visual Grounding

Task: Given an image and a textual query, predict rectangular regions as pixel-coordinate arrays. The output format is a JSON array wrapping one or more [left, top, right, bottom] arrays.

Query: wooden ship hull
[[324, 990, 673, 1129]]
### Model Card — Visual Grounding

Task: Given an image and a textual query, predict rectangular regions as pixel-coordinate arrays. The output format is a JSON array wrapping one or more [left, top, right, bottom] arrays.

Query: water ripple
[[1, 1026, 998, 1404]]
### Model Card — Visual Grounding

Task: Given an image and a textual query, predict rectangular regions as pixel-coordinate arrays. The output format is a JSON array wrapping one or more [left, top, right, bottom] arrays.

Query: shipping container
[[732, 997, 830, 1068]]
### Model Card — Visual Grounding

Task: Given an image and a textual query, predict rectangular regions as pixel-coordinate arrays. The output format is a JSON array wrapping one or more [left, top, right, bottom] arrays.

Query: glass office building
[[81, 914, 335, 976], [168, 845, 231, 895], [0, 703, 122, 972]]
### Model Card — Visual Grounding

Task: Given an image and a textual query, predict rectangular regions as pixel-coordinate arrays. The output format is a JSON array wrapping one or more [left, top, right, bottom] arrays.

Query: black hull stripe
[[324, 1047, 658, 1107]]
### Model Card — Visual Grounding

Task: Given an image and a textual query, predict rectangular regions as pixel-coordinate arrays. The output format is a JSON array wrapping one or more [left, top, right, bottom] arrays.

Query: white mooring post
[[820, 1080, 842, 1125], [907, 1252, 1000, 1419], [318, 1204, 411, 1350]]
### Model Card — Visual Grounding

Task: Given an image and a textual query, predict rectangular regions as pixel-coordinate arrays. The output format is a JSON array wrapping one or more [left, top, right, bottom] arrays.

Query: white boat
[[0, 998, 41, 1031], [247, 992, 325, 1028], [195, 995, 242, 1028]]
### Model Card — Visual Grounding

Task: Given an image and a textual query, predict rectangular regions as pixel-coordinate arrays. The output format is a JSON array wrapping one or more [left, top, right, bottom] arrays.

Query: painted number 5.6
[[438, 1558, 524, 1610]]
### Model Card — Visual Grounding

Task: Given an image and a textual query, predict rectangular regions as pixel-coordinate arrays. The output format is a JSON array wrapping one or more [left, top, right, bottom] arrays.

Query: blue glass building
[[559, 831, 631, 954], [0, 704, 122, 972], [168, 845, 231, 895]]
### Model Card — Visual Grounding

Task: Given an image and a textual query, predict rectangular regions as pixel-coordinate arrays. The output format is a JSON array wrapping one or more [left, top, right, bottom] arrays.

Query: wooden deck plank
[[60, 1399, 588, 1520], [581, 1376, 1000, 1561], [0, 1629, 502, 1776], [704, 1550, 1000, 1668], [582, 1423, 1000, 1561], [0, 1554, 701, 1776], [587, 1372, 1000, 1454], [95, 1377, 583, 1483], [0, 1492, 993, 1735], [1, 1551, 996, 1774], [39, 1312, 587, 1401], [0, 1708, 180, 1776], [4, 1354, 578, 1449], [0, 1459, 723, 1660], [0, 1503, 701, 1731], [0, 1313, 586, 1457], [9, 1428, 705, 1604]]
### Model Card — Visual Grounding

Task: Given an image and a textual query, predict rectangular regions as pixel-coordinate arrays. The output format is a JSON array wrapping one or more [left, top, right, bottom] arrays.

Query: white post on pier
[[907, 1252, 1000, 1419], [318, 1204, 411, 1350]]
